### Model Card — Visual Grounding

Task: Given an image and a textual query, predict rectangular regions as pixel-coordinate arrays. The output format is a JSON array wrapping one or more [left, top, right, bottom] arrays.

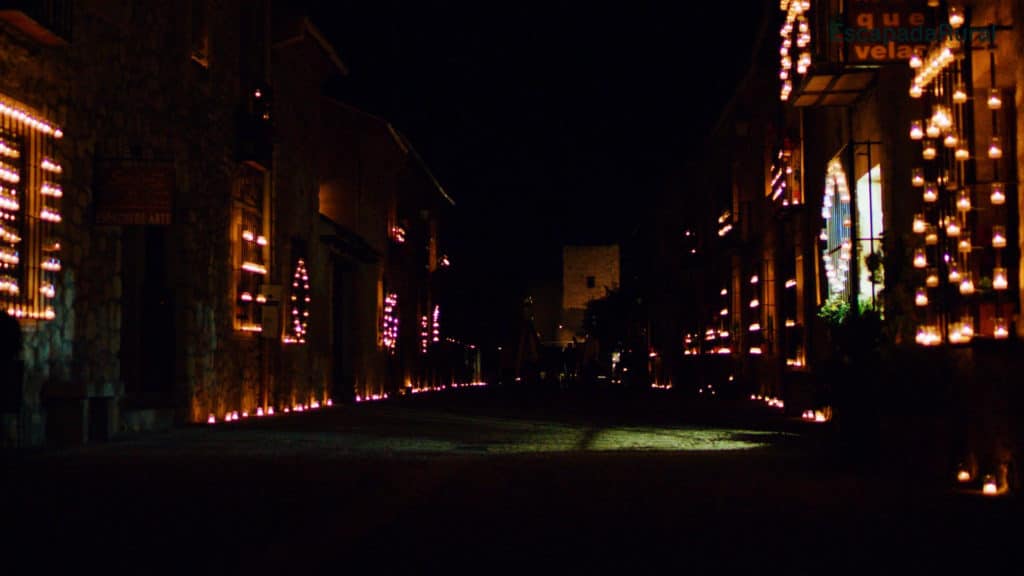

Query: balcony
[[0, 0, 72, 45], [236, 85, 273, 170]]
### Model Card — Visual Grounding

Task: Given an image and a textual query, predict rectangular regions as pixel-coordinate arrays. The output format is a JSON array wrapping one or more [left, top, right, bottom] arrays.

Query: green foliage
[[818, 298, 851, 327]]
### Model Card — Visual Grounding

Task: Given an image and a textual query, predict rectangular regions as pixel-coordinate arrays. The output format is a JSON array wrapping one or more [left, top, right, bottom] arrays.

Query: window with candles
[[0, 95, 62, 321], [283, 240, 309, 344], [233, 164, 268, 332]]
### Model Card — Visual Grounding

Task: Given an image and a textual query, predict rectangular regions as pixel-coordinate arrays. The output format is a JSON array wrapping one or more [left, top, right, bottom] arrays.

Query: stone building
[[682, 0, 1024, 492], [0, 1, 457, 446], [559, 244, 620, 343]]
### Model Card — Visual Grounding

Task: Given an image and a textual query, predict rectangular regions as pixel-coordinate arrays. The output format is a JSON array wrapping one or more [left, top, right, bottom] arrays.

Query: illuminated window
[[382, 291, 398, 353], [233, 165, 268, 332], [821, 156, 852, 306], [856, 165, 883, 311], [0, 94, 62, 320]]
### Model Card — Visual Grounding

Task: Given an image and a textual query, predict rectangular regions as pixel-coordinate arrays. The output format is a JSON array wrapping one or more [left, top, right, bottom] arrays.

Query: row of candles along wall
[[207, 382, 490, 424]]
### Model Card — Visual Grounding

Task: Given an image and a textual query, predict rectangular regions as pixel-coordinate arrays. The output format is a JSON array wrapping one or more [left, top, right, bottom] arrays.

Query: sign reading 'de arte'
[[94, 160, 175, 226], [841, 0, 933, 64]]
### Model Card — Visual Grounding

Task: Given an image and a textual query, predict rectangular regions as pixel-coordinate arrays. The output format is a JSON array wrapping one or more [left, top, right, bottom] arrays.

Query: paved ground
[[3, 386, 1018, 572]]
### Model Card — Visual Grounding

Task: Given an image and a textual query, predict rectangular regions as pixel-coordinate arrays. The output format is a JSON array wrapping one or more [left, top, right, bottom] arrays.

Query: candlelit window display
[[908, 9, 1016, 344], [233, 165, 269, 332], [820, 157, 853, 306], [283, 256, 310, 344], [855, 163, 884, 312], [0, 95, 62, 320], [778, 0, 812, 102]]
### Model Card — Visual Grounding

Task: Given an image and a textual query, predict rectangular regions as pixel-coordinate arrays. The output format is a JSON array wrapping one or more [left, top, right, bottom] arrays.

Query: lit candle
[[915, 288, 929, 307], [910, 84, 923, 98], [988, 88, 1002, 109], [926, 122, 941, 139], [922, 140, 937, 160], [988, 136, 1003, 159], [956, 190, 971, 211], [955, 146, 969, 161], [912, 168, 925, 187], [952, 84, 967, 103], [949, 6, 965, 29], [914, 249, 927, 268], [923, 183, 938, 203], [982, 475, 998, 495], [909, 121, 923, 140], [948, 263, 961, 283], [946, 221, 961, 237], [958, 237, 971, 254], [992, 226, 1006, 248], [959, 274, 974, 295], [943, 133, 957, 148], [994, 267, 1008, 290], [991, 182, 1005, 205], [909, 51, 923, 69], [994, 318, 1009, 339], [926, 268, 939, 288]]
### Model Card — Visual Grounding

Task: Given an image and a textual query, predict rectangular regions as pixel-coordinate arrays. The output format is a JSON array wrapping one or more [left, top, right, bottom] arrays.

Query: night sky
[[306, 1, 765, 342]]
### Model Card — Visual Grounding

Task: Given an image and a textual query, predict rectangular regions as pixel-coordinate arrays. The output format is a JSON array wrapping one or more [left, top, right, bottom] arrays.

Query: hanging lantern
[[914, 248, 928, 268], [910, 121, 924, 140], [992, 226, 1007, 248], [957, 189, 971, 211], [913, 213, 926, 234], [991, 182, 1006, 205], [912, 168, 925, 187], [922, 140, 937, 160], [909, 50, 923, 69], [915, 288, 929, 307], [952, 84, 968, 103], [946, 220, 961, 237], [988, 136, 1003, 159], [993, 267, 1008, 290], [959, 273, 975, 294], [924, 183, 938, 203], [949, 261, 962, 283], [994, 318, 1009, 339], [987, 88, 1002, 109], [948, 5, 965, 29]]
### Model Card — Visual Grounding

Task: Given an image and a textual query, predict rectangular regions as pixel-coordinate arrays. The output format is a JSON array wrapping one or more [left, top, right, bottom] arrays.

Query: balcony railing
[[0, 0, 72, 45]]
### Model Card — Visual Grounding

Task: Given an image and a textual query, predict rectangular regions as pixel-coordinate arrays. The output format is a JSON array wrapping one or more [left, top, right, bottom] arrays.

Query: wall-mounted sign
[[94, 160, 174, 226], [838, 0, 934, 63]]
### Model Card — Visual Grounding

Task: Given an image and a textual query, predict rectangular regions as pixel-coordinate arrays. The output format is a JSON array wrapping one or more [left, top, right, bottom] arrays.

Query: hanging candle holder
[[991, 182, 1005, 205]]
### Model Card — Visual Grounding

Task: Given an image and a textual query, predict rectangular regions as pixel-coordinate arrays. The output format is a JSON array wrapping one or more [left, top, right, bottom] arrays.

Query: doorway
[[331, 258, 355, 402], [121, 226, 175, 408]]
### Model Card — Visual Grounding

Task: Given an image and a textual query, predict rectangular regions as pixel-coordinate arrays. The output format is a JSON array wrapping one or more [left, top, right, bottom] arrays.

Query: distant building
[[559, 245, 620, 343]]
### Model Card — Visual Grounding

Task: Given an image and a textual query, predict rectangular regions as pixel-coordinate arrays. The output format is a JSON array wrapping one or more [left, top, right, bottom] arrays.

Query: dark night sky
[[304, 1, 765, 341]]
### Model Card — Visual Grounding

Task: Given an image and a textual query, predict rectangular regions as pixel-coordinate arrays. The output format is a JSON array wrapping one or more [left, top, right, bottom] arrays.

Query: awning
[[792, 67, 876, 107]]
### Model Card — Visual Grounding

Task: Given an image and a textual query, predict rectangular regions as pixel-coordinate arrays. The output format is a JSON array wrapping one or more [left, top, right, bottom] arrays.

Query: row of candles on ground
[[407, 381, 488, 395], [207, 398, 333, 424], [956, 467, 1002, 496], [750, 394, 785, 409]]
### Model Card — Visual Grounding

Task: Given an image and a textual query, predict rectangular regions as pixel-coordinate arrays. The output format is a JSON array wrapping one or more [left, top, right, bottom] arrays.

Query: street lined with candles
[[3, 386, 1016, 571]]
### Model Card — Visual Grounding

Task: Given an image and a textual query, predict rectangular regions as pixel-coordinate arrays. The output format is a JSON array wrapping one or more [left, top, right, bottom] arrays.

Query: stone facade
[[561, 244, 620, 341], [1, 2, 454, 446]]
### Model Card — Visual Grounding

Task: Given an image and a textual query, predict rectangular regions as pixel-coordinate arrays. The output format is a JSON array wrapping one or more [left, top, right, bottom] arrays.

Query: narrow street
[[4, 386, 1015, 572]]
